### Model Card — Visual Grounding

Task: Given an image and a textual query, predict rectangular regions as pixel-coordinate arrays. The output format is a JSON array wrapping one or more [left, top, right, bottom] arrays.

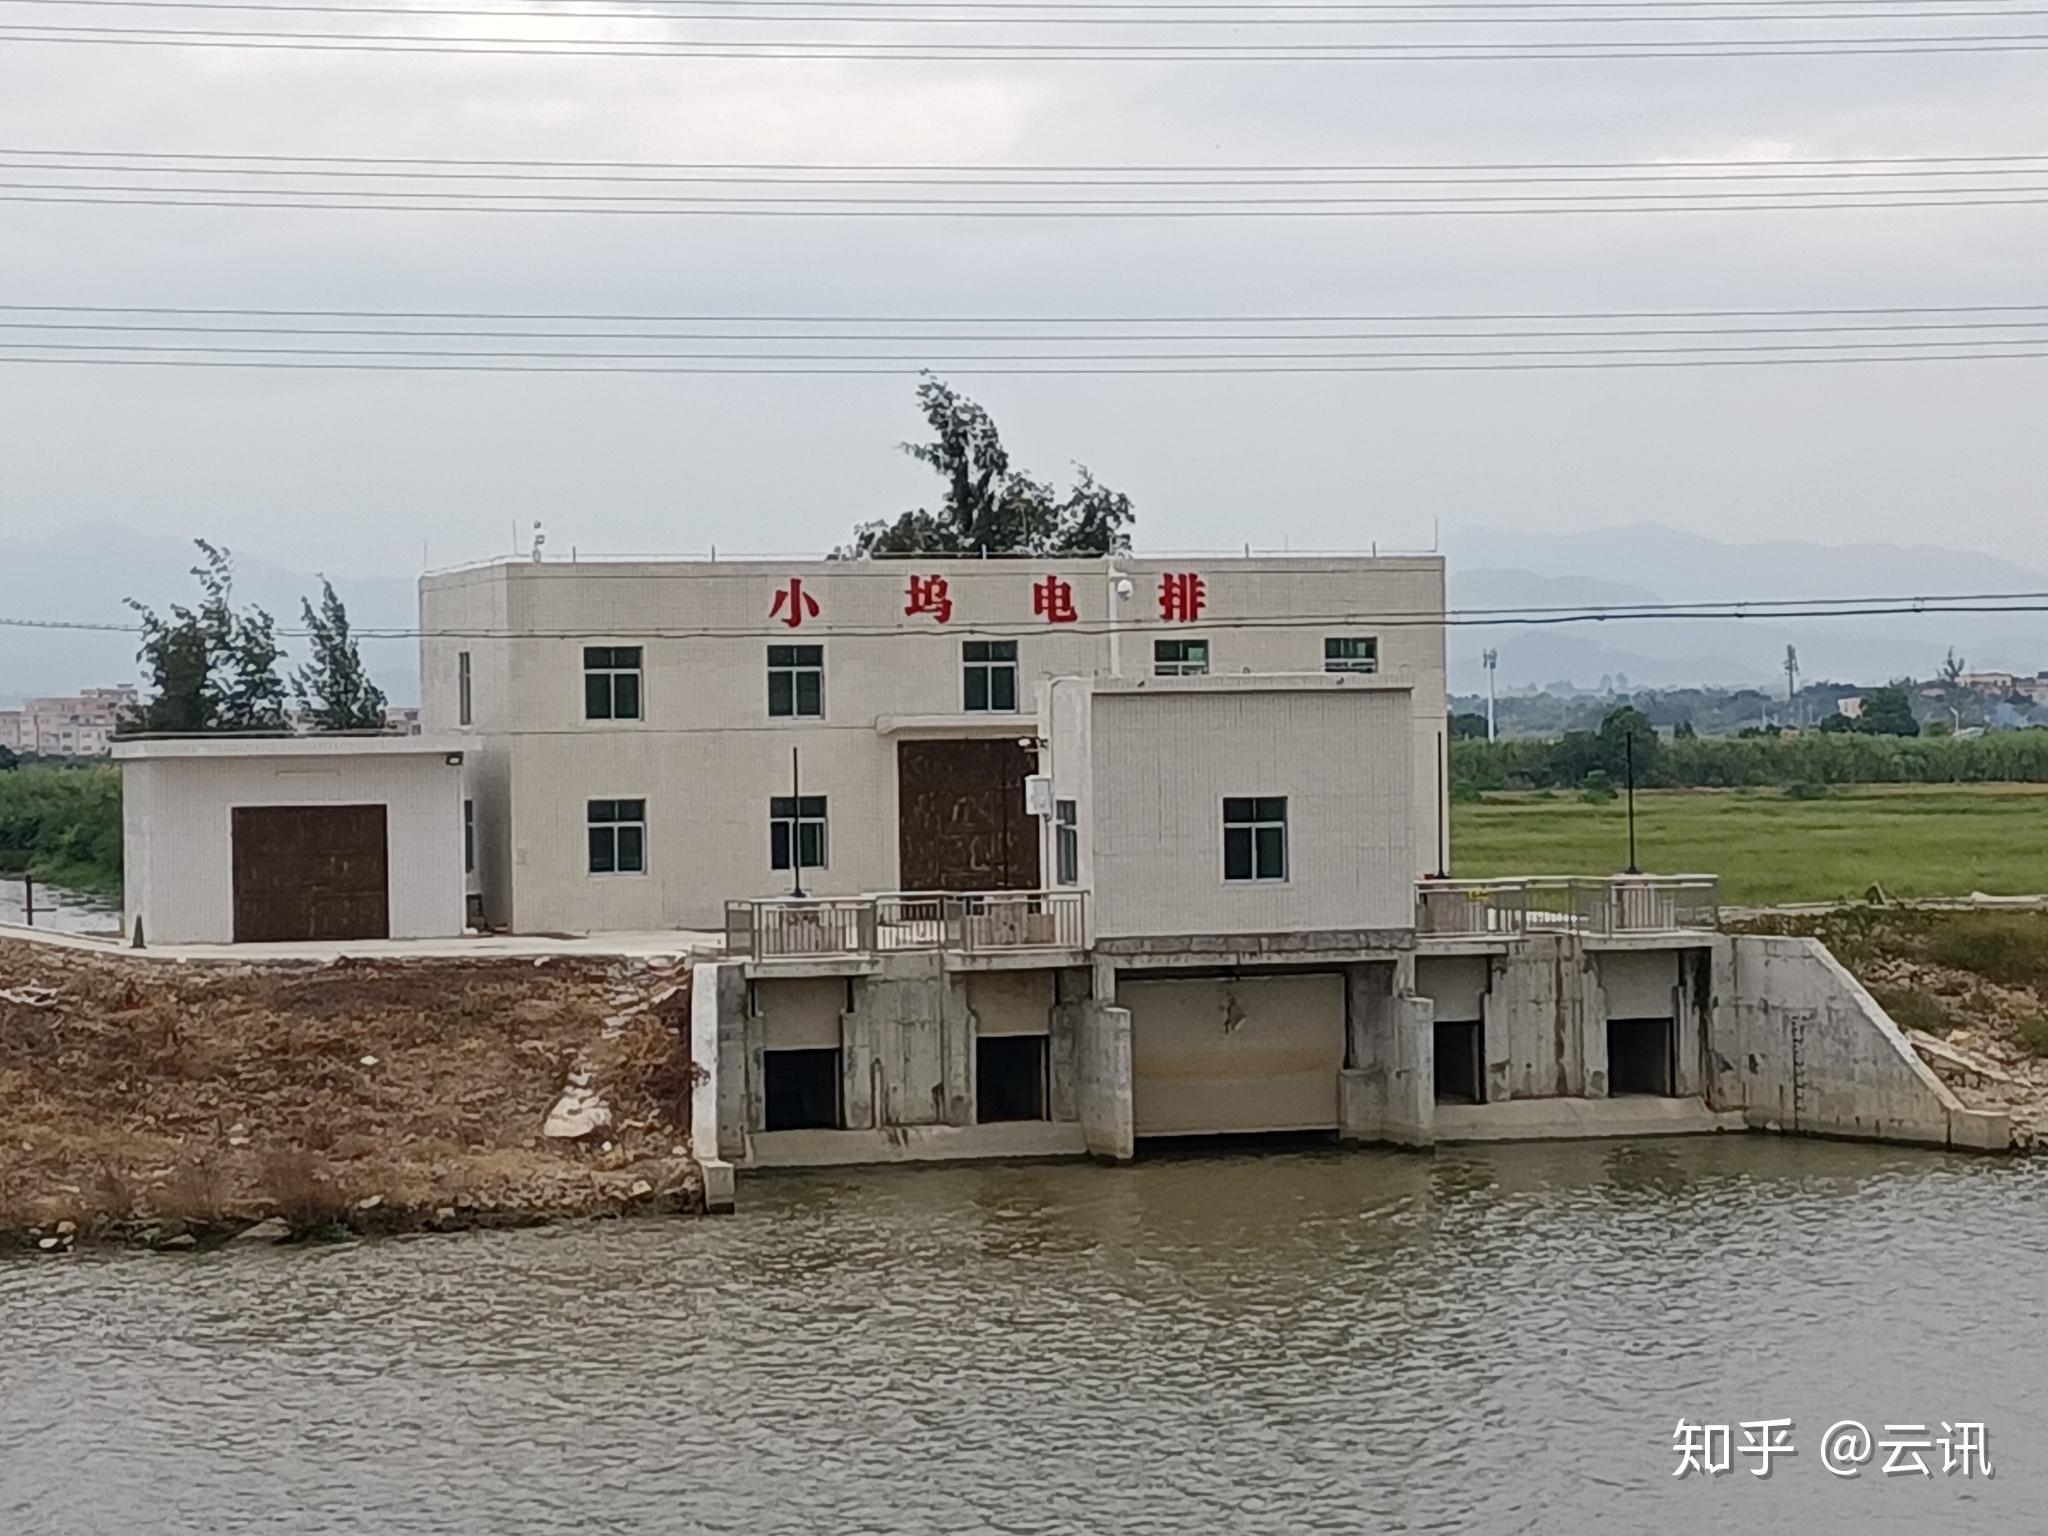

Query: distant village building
[[0, 685, 139, 757], [1960, 670, 2048, 703]]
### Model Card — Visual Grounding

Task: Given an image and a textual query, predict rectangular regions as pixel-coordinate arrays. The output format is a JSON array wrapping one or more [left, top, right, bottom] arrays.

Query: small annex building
[[113, 734, 467, 946]]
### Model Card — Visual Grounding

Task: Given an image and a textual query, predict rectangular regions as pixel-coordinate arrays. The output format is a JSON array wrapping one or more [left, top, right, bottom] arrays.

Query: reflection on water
[[0, 876, 116, 935], [2, 1140, 2043, 1535]]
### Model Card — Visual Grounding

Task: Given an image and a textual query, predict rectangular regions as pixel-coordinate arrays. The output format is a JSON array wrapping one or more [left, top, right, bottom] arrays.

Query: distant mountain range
[[1444, 522, 2048, 694], [0, 524, 418, 707], [4, 520, 2044, 704]]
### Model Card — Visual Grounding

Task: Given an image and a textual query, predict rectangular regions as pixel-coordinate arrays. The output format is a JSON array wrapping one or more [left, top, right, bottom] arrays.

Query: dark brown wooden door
[[231, 804, 391, 943], [897, 739, 1041, 892]]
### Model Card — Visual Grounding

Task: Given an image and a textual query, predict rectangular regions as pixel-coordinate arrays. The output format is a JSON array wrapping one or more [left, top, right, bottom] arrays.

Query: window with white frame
[[963, 640, 1019, 712], [1223, 797, 1288, 882], [584, 646, 643, 721], [770, 795, 828, 870], [1054, 799, 1079, 886], [1323, 636, 1379, 674], [457, 651, 473, 726], [587, 799, 647, 874], [768, 644, 824, 718], [1154, 638, 1210, 677]]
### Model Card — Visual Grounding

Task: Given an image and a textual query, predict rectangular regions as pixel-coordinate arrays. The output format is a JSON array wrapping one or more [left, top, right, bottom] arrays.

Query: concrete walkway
[[0, 922, 723, 965]]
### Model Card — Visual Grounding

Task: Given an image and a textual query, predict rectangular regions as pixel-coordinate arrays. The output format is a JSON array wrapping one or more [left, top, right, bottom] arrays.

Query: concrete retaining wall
[[1714, 935, 2010, 1151]]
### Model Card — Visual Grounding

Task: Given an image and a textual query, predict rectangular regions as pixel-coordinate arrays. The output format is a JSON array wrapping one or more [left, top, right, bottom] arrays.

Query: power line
[[8, 23, 2048, 54], [6, 348, 2048, 371], [11, 159, 2048, 186], [14, 176, 2048, 204], [10, 0, 2048, 20], [9, 335, 2048, 357], [2, 300, 2040, 321], [4, 147, 2044, 172], [11, 188, 2048, 215], [10, 317, 2048, 338], [9, 592, 2048, 641]]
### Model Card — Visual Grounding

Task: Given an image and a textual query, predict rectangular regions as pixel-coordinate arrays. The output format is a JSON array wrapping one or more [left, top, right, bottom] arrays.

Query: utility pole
[[1624, 729, 1640, 875], [788, 746, 805, 899], [1784, 644, 1800, 728], [1482, 648, 1498, 741]]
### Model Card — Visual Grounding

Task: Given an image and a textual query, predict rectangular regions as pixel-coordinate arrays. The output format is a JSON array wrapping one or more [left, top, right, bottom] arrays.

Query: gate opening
[[764, 1047, 843, 1130], [1434, 1020, 1484, 1104], [1607, 1019, 1676, 1096], [976, 1034, 1049, 1122]]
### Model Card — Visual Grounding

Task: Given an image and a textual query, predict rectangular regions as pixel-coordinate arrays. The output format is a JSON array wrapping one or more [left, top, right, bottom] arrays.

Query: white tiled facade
[[113, 736, 468, 946], [419, 555, 1448, 933], [1048, 674, 1420, 940]]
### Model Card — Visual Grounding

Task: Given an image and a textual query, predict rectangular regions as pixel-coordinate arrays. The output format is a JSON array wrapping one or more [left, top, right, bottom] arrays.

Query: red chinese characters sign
[[769, 577, 820, 629], [1158, 572, 1206, 623], [1032, 575, 1078, 624], [904, 574, 954, 623]]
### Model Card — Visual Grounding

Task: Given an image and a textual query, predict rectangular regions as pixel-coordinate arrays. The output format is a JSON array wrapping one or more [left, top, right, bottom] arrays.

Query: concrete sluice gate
[[691, 935, 2012, 1193]]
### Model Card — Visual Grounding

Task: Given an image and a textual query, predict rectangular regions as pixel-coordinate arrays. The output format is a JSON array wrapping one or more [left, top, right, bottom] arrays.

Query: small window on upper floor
[[1154, 638, 1210, 677], [457, 651, 473, 726], [1223, 796, 1288, 883], [1324, 637, 1379, 674], [584, 646, 643, 721], [963, 640, 1019, 712], [1054, 799, 1079, 886], [463, 798, 475, 875], [768, 644, 824, 718]]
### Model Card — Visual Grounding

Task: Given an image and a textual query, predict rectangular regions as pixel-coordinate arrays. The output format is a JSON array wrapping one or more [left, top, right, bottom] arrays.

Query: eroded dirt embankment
[[0, 938, 701, 1252]]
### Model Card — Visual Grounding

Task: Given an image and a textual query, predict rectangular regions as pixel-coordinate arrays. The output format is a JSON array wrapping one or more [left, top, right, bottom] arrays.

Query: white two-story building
[[418, 553, 1451, 935]]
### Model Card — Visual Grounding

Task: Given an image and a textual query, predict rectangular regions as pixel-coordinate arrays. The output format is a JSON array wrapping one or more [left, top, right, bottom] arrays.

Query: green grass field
[[1450, 783, 2048, 907]]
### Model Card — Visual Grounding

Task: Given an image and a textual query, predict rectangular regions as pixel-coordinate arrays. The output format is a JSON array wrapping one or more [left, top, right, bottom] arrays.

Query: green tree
[[1596, 705, 1660, 783], [293, 578, 388, 730], [123, 540, 287, 733], [0, 745, 16, 772], [1857, 685, 1920, 737], [1672, 718, 1698, 740], [1819, 711, 1857, 734], [1449, 710, 1490, 740], [847, 377, 1135, 557]]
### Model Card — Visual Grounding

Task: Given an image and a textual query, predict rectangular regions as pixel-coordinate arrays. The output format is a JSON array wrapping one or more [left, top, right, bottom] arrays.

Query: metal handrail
[[726, 889, 1089, 960], [1416, 875, 1718, 938]]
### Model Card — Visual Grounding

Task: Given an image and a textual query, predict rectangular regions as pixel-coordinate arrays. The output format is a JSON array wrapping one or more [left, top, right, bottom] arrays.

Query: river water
[[3, 1139, 2042, 1535], [0, 877, 116, 935]]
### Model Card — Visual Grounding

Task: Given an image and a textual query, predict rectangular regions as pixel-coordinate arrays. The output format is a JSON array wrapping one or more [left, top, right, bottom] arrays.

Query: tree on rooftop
[[844, 377, 1135, 557], [123, 540, 288, 733], [293, 578, 388, 731]]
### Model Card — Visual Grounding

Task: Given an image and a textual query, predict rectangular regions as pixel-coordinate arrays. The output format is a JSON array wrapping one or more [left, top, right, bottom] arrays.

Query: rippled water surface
[[0, 879, 114, 935], [4, 1139, 2044, 1534]]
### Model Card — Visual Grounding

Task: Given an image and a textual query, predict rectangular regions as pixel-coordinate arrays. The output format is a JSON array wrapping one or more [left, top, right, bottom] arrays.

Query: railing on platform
[[726, 889, 1089, 960], [1416, 875, 1718, 939]]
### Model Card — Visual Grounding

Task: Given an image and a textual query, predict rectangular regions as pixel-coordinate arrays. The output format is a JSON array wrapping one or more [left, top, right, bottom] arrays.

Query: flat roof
[[112, 733, 468, 762], [423, 551, 1445, 584], [1077, 671, 1415, 697]]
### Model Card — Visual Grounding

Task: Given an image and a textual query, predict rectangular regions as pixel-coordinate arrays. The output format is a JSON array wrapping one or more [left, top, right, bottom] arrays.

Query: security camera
[[1113, 576, 1134, 600]]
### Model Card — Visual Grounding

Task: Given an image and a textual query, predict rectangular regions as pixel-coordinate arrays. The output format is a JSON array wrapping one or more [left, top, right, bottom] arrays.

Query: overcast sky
[[1, 28, 2045, 578]]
